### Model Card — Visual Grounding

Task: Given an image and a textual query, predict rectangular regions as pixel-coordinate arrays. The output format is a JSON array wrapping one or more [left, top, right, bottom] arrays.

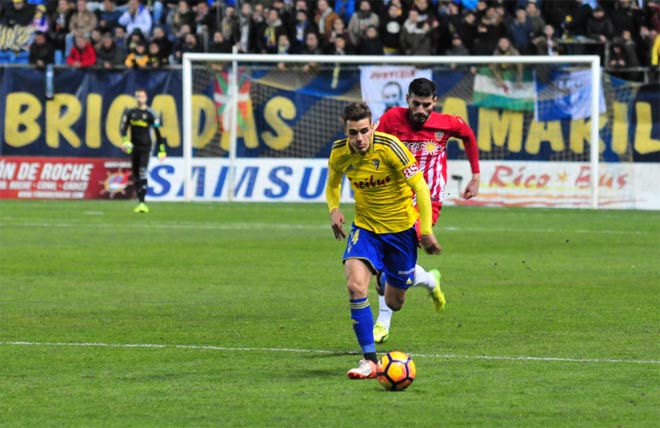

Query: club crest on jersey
[[373, 159, 380, 170], [435, 131, 444, 139]]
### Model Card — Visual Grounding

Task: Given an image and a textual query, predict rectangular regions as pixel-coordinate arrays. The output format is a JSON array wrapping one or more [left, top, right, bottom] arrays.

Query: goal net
[[182, 53, 615, 206]]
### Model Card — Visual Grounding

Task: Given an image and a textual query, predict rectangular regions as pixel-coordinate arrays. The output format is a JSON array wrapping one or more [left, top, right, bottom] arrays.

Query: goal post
[[182, 53, 602, 207]]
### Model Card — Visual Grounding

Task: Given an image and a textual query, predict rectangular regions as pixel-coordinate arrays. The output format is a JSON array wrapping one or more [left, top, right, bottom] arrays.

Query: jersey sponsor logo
[[130, 119, 149, 128], [402, 163, 419, 179], [403, 141, 444, 154], [348, 174, 391, 189]]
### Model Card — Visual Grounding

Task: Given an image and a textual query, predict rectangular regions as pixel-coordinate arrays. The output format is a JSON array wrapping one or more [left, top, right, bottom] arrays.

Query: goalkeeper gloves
[[121, 137, 133, 154], [157, 144, 167, 162]]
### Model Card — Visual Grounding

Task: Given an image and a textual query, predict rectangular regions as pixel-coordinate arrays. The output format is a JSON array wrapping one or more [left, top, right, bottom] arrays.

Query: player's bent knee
[[346, 281, 369, 299], [385, 298, 404, 311]]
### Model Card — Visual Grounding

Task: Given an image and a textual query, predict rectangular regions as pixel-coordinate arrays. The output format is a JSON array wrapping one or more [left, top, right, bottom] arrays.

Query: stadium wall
[[0, 67, 658, 209]]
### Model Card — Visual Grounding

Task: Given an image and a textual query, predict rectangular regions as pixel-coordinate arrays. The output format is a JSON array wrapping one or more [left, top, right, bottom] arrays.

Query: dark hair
[[342, 102, 372, 124], [408, 78, 436, 98]]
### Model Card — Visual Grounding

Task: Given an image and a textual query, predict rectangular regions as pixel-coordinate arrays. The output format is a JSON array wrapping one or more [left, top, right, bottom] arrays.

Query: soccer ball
[[377, 351, 416, 391]]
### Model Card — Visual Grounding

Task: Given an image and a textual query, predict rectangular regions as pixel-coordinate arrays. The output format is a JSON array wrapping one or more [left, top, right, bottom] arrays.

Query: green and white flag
[[473, 67, 535, 112]]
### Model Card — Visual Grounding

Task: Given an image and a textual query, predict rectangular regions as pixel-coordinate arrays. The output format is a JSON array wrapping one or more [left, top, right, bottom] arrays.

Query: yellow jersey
[[326, 131, 423, 234]]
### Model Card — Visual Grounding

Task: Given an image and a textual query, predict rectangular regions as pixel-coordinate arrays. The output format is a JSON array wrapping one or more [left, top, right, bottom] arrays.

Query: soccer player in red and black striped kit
[[120, 88, 166, 213], [373, 77, 481, 343]]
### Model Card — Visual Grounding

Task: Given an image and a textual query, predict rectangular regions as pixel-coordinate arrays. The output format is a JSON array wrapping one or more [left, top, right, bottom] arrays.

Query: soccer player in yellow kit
[[326, 102, 441, 379]]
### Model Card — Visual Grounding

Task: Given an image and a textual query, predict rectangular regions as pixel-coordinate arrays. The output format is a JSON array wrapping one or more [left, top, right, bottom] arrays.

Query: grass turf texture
[[0, 200, 658, 427]]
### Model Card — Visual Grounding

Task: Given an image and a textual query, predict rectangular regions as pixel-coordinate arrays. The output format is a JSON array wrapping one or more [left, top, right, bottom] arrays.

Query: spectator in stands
[[151, 25, 172, 60], [564, 0, 592, 39], [481, 4, 507, 41], [257, 7, 286, 54], [126, 28, 147, 54], [173, 32, 200, 62], [532, 23, 564, 55], [29, 31, 55, 68], [612, 0, 644, 40], [347, 0, 379, 47], [124, 39, 149, 67], [290, 8, 317, 54], [66, 0, 98, 57], [328, 33, 353, 55], [357, 24, 383, 55], [457, 10, 477, 53], [32, 4, 48, 33], [95, 31, 122, 68], [380, 2, 403, 55], [67, 34, 96, 67], [90, 28, 103, 48], [314, 0, 340, 46], [435, 0, 464, 55], [219, 5, 239, 47], [326, 13, 351, 52], [525, 0, 545, 39], [490, 36, 523, 88], [509, 7, 533, 54], [97, 0, 122, 34], [118, 0, 153, 37], [168, 0, 195, 36], [194, 0, 215, 41], [301, 30, 321, 73], [147, 40, 167, 67], [113, 25, 127, 57], [209, 29, 232, 53], [236, 2, 256, 53], [400, 9, 433, 55], [587, 5, 614, 63], [587, 6, 614, 45], [1, 0, 35, 28], [646, 1, 660, 33], [412, 0, 438, 27], [276, 33, 291, 70], [272, 0, 293, 30], [446, 32, 470, 58], [612, 30, 641, 67], [48, 0, 72, 58]]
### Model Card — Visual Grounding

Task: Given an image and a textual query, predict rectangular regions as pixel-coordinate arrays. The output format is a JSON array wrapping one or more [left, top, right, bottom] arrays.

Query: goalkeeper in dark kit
[[120, 88, 166, 213]]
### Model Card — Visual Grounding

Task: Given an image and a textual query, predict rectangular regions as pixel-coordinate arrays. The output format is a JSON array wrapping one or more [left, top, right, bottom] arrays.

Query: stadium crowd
[[0, 0, 658, 79]]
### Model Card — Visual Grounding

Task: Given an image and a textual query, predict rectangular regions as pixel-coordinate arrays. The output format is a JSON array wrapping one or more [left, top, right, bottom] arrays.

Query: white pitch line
[[0, 219, 645, 235], [1, 341, 658, 365]]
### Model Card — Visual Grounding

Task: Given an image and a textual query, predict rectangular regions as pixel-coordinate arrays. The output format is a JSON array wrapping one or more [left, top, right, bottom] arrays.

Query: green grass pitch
[[0, 200, 658, 427]]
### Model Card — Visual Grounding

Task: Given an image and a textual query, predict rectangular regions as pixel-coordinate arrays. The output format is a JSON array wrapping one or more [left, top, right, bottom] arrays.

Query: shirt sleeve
[[407, 172, 432, 235], [453, 116, 480, 174], [325, 161, 342, 213]]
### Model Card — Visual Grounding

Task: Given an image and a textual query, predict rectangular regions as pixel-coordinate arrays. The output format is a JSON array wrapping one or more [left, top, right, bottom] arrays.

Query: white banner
[[359, 66, 432, 121], [147, 158, 660, 210]]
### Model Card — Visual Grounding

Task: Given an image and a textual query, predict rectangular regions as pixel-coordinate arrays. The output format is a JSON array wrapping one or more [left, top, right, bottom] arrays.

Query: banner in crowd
[[473, 66, 535, 112], [0, 68, 658, 163], [535, 68, 606, 121], [359, 66, 432, 121], [0, 156, 133, 199]]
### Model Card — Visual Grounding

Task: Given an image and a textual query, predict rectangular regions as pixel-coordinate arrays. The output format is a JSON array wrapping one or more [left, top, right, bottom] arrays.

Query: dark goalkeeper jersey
[[120, 107, 163, 152]]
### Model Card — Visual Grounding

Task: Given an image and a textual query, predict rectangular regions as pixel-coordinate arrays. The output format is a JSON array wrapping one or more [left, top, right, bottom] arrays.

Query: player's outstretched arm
[[420, 234, 441, 255], [330, 208, 346, 241], [325, 166, 345, 241], [408, 172, 441, 254]]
